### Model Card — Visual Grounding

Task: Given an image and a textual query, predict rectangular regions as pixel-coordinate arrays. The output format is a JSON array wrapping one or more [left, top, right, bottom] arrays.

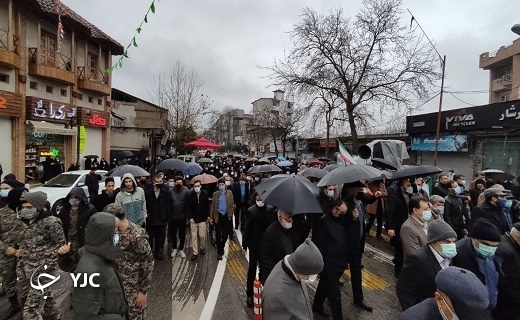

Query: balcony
[[28, 47, 75, 85], [77, 66, 111, 96], [492, 74, 513, 92], [0, 28, 21, 70]]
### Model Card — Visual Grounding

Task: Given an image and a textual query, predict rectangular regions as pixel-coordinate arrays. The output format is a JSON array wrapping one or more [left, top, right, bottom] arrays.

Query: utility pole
[[433, 55, 446, 166]]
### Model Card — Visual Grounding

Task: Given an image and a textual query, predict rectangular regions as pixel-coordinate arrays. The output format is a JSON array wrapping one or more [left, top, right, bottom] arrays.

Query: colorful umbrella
[[184, 137, 223, 149]]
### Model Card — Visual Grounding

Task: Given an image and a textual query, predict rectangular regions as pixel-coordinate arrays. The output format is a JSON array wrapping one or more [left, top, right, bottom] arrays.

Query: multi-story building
[[110, 88, 168, 162], [479, 38, 520, 103], [206, 108, 252, 149], [0, 0, 122, 182]]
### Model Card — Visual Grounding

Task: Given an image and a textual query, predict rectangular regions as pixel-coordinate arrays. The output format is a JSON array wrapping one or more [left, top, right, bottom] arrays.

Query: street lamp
[[512, 24, 520, 36]]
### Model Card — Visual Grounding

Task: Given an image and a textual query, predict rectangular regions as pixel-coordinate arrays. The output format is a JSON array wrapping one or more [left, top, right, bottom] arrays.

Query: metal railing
[[29, 47, 72, 71], [77, 66, 109, 84], [0, 28, 19, 54]]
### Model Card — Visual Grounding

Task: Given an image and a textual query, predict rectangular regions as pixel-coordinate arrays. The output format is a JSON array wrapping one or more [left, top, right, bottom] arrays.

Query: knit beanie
[[287, 238, 324, 275], [23, 191, 48, 212], [469, 218, 501, 242], [427, 220, 457, 244]]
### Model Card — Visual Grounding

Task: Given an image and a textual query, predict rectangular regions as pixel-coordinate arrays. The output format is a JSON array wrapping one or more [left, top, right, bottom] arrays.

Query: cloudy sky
[[63, 0, 520, 119]]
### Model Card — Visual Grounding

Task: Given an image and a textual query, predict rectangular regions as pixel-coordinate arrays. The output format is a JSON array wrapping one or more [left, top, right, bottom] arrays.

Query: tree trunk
[[347, 106, 358, 153], [273, 135, 279, 157], [325, 127, 330, 157]]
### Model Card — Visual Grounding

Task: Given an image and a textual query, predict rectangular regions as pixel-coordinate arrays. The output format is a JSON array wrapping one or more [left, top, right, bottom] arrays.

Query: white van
[[177, 155, 197, 163]]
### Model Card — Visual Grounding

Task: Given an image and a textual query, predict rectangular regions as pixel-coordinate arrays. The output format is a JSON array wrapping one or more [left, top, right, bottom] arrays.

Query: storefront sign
[[0, 90, 23, 118], [411, 135, 468, 152], [88, 114, 107, 126], [0, 96, 6, 109], [41, 149, 60, 157], [80, 109, 110, 128], [407, 100, 520, 134], [26, 97, 76, 125], [79, 126, 87, 154], [320, 139, 337, 148], [33, 100, 76, 120]]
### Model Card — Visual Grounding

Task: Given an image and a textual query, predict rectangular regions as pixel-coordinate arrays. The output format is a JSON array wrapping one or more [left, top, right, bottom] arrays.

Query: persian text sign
[[411, 135, 468, 152]]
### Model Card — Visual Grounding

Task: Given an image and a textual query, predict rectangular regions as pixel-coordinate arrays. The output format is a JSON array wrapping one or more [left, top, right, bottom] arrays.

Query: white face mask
[[405, 186, 414, 194], [256, 201, 264, 207], [327, 190, 335, 198], [305, 274, 318, 283], [225, 181, 231, 186], [282, 221, 292, 229]]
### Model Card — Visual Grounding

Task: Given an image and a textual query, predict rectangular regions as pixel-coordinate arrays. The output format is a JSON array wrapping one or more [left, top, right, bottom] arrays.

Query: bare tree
[[265, 0, 441, 150], [148, 60, 212, 150]]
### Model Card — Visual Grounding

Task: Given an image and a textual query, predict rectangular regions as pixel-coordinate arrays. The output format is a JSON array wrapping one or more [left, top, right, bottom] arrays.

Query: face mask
[[256, 201, 264, 207], [461, 180, 466, 186], [327, 190, 335, 198], [453, 186, 462, 194], [476, 242, 497, 258], [477, 186, 484, 191], [113, 233, 120, 246], [439, 243, 457, 259], [0, 189, 10, 198], [305, 274, 318, 283], [18, 208, 39, 220], [194, 187, 201, 193], [225, 181, 231, 186], [434, 207, 444, 215], [405, 186, 413, 194], [167, 182, 174, 188], [282, 221, 292, 229], [219, 186, 226, 192], [499, 199, 512, 208], [255, 177, 260, 181], [69, 198, 81, 206], [421, 210, 432, 222]]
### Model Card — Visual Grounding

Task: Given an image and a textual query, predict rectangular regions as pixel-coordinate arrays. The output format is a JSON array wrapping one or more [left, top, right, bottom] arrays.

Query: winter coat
[[169, 186, 190, 222], [312, 213, 349, 275], [400, 216, 428, 257], [209, 190, 235, 224], [399, 298, 442, 320], [258, 220, 294, 283], [72, 212, 128, 320], [145, 185, 171, 226], [94, 189, 119, 212], [443, 193, 469, 238], [470, 202, 510, 235], [263, 258, 313, 320], [115, 173, 147, 226], [85, 172, 101, 192], [58, 187, 97, 248], [494, 233, 520, 319], [233, 181, 251, 204], [242, 204, 276, 252], [386, 186, 411, 236], [186, 189, 210, 223]]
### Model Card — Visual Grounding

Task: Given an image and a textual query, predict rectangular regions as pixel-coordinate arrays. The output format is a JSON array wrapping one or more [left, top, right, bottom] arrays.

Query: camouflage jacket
[[18, 213, 65, 275], [117, 221, 154, 293], [0, 206, 26, 252]]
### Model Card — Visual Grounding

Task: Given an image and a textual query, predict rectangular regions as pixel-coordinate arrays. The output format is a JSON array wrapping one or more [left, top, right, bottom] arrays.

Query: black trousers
[[146, 224, 167, 254], [313, 271, 343, 320], [88, 190, 98, 205], [234, 201, 249, 230], [215, 216, 232, 255], [168, 220, 186, 251], [246, 248, 259, 297], [390, 235, 404, 277], [347, 251, 364, 303]]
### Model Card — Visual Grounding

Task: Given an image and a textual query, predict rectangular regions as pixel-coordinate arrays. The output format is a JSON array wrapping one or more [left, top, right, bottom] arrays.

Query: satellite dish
[[358, 145, 372, 160]]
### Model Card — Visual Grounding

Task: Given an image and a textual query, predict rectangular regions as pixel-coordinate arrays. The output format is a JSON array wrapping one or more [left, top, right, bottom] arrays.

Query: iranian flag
[[337, 139, 357, 164]]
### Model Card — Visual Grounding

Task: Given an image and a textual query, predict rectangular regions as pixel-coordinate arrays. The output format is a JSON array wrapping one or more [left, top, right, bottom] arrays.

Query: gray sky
[[63, 0, 520, 118]]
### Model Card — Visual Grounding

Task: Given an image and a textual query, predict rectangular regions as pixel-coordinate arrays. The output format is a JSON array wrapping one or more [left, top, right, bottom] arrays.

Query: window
[[46, 85, 53, 94], [40, 30, 57, 67], [60, 89, 67, 97], [98, 98, 103, 105], [88, 96, 93, 103], [29, 81, 38, 89], [87, 52, 98, 80], [0, 73, 8, 83], [78, 94, 83, 101]]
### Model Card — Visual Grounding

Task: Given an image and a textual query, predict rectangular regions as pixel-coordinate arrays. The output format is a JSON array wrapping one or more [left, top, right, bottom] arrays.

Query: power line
[[448, 92, 475, 106]]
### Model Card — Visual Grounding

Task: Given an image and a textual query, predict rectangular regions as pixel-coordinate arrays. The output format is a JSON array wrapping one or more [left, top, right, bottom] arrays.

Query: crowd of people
[[1, 153, 520, 320]]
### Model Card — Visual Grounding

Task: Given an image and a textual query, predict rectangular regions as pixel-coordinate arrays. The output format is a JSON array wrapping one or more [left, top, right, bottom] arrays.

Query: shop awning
[[29, 121, 77, 136]]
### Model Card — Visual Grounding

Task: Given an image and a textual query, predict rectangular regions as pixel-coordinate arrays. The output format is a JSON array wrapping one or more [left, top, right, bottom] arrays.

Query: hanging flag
[[337, 139, 357, 165], [56, 0, 63, 52]]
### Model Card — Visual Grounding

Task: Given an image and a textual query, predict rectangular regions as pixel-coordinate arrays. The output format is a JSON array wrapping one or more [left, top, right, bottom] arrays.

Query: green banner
[[79, 126, 87, 154]]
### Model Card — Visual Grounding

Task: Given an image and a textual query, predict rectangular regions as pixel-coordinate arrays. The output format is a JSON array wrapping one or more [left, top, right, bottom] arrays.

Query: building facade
[[0, 0, 122, 182]]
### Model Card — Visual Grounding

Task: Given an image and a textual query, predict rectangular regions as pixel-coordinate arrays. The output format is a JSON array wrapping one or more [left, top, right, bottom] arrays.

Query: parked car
[[30, 170, 121, 215], [177, 155, 197, 163]]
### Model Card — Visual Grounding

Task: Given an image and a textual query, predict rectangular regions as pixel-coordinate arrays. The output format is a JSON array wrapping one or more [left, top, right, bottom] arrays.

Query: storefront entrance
[[25, 126, 67, 183]]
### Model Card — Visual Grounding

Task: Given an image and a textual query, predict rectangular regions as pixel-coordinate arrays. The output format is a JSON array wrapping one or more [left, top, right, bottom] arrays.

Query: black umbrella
[[249, 165, 282, 174], [371, 158, 399, 171], [317, 165, 384, 187], [482, 169, 515, 181], [317, 157, 331, 162], [119, 151, 134, 157], [254, 174, 322, 214], [156, 159, 189, 171], [107, 165, 150, 177], [299, 167, 327, 179], [390, 165, 442, 180], [323, 163, 344, 172], [83, 155, 99, 159]]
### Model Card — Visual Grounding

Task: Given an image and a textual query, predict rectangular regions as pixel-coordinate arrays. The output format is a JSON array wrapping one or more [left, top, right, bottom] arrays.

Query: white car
[[31, 170, 121, 215]]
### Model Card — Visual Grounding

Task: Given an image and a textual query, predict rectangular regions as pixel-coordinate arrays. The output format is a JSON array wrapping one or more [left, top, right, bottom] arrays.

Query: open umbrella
[[371, 158, 399, 171], [482, 169, 515, 181], [119, 151, 134, 157], [258, 157, 270, 164], [323, 163, 343, 172], [254, 155, 263, 159], [390, 165, 442, 180], [254, 174, 322, 214], [184, 137, 223, 149], [277, 160, 294, 167], [107, 165, 150, 177], [156, 159, 189, 171], [197, 158, 213, 164], [299, 167, 327, 179], [189, 174, 218, 185], [317, 165, 384, 187], [181, 162, 203, 176], [83, 155, 99, 159], [309, 160, 324, 166], [249, 164, 282, 174], [318, 157, 331, 162]]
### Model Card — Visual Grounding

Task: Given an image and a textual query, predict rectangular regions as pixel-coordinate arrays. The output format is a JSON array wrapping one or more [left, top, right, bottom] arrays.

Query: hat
[[469, 219, 501, 242], [483, 188, 506, 199], [23, 191, 47, 212], [103, 203, 124, 216], [287, 238, 324, 275], [503, 190, 515, 200], [427, 220, 457, 244], [435, 267, 489, 317]]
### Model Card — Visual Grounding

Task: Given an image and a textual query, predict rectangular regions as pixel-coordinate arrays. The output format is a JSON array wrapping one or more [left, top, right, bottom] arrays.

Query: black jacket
[[386, 186, 411, 235], [318, 192, 334, 215], [494, 233, 520, 320], [93, 189, 119, 212], [313, 213, 349, 275], [452, 237, 503, 284], [342, 198, 366, 254], [85, 172, 101, 192], [396, 245, 444, 311], [443, 193, 469, 237], [169, 186, 190, 221], [58, 187, 97, 248], [258, 220, 294, 283], [187, 189, 210, 223], [432, 183, 449, 198], [470, 202, 510, 234], [145, 185, 171, 226], [232, 181, 251, 204], [242, 204, 275, 252]]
